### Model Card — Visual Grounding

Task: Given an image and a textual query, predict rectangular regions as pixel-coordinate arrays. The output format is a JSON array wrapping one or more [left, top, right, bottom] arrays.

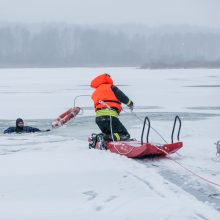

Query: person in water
[[89, 73, 133, 148], [3, 118, 50, 134]]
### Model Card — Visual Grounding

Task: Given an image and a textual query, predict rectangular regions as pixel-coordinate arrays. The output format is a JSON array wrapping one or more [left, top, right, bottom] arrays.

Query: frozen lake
[[0, 67, 220, 220], [0, 67, 219, 119]]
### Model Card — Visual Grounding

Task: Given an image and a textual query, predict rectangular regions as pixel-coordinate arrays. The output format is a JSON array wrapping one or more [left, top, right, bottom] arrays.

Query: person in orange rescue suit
[[90, 73, 134, 143]]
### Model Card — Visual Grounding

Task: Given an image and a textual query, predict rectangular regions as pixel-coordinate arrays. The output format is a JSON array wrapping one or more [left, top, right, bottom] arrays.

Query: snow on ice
[[0, 67, 220, 219]]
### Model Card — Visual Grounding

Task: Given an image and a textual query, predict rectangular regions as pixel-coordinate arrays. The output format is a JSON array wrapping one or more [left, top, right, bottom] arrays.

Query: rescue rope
[[99, 100, 136, 155], [125, 108, 220, 188], [73, 96, 133, 154], [154, 146, 220, 188], [124, 108, 181, 157], [94, 100, 220, 187], [123, 108, 168, 144]]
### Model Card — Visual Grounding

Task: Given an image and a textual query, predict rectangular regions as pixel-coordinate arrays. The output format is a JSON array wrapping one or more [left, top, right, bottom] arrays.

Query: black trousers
[[96, 116, 130, 141]]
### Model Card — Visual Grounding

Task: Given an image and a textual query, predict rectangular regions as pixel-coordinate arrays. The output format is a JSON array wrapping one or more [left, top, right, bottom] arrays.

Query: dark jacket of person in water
[[4, 118, 44, 134]]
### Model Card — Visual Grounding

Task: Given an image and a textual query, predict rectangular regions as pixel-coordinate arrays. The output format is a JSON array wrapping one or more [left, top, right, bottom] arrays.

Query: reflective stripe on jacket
[[95, 108, 119, 117]]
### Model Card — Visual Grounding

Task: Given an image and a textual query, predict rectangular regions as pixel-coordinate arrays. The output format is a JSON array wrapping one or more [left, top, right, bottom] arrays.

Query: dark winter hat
[[16, 118, 24, 127]]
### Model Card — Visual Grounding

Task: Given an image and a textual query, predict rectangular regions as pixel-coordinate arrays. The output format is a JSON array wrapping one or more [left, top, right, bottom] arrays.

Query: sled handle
[[141, 116, 151, 145], [171, 116, 181, 143]]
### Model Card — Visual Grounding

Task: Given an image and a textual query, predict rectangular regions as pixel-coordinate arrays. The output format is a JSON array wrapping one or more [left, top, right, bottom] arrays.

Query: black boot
[[89, 133, 98, 149], [97, 134, 107, 150]]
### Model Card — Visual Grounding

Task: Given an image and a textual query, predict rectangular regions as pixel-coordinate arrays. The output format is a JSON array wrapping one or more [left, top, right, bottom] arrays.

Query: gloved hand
[[45, 129, 51, 132], [127, 100, 134, 111]]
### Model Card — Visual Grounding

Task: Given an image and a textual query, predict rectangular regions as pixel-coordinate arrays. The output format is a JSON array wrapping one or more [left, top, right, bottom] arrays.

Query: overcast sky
[[0, 0, 219, 27]]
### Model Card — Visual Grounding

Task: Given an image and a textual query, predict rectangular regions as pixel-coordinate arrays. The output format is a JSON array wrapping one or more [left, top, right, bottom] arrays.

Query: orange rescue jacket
[[91, 74, 122, 112]]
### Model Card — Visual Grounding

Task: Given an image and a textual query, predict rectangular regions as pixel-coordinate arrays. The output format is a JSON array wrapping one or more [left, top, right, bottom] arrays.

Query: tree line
[[0, 23, 219, 68]]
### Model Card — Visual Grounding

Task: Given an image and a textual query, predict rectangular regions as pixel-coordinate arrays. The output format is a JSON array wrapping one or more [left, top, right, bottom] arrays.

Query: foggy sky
[[0, 0, 219, 27]]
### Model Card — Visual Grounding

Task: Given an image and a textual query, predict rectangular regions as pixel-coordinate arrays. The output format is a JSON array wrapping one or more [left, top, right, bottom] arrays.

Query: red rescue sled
[[106, 141, 182, 158], [52, 106, 80, 128], [91, 116, 183, 158]]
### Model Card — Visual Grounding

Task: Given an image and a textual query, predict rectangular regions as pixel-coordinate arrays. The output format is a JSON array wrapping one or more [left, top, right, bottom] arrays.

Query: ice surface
[[0, 67, 220, 219]]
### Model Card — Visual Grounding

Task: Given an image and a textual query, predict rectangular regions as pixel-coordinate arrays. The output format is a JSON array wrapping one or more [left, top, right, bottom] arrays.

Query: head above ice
[[16, 118, 24, 128]]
